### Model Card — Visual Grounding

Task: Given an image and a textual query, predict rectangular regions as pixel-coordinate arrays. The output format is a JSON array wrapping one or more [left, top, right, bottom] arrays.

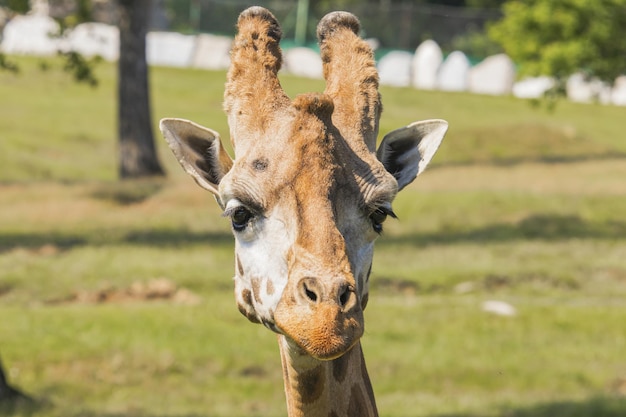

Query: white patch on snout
[[232, 205, 293, 325]]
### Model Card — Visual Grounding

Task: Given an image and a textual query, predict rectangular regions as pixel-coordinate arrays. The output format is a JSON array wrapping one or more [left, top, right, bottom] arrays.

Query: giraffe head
[[160, 7, 447, 361]]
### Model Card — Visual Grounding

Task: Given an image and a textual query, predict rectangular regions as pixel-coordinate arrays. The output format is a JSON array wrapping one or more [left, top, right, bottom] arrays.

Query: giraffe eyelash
[[364, 201, 397, 219], [375, 206, 397, 219], [222, 198, 263, 218], [369, 205, 397, 235]]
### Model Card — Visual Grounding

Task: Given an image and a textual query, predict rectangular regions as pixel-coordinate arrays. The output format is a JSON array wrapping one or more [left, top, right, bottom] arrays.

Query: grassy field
[[1, 57, 625, 417]]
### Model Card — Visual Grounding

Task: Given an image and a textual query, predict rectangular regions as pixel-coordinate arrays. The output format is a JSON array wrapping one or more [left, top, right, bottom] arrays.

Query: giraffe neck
[[278, 335, 379, 417]]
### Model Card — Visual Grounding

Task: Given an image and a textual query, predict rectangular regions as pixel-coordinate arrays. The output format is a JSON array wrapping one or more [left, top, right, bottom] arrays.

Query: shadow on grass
[[4, 395, 624, 417], [64, 414, 211, 417], [0, 385, 50, 417], [88, 180, 165, 206], [2, 214, 625, 255], [384, 213, 626, 248], [439, 395, 626, 417], [1, 398, 272, 417], [0, 229, 234, 254], [0, 403, 212, 417]]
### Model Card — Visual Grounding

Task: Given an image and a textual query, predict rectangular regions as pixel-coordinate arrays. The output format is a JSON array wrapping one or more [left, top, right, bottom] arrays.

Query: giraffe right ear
[[376, 119, 448, 191], [160, 118, 233, 196]]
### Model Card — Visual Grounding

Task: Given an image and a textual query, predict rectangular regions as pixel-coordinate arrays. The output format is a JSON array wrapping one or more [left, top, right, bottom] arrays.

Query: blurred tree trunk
[[117, 0, 165, 178]]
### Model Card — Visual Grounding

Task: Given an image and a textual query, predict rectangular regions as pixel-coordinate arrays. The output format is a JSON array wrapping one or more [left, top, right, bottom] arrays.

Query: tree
[[117, 0, 164, 178], [1, 0, 164, 179], [489, 0, 626, 86]]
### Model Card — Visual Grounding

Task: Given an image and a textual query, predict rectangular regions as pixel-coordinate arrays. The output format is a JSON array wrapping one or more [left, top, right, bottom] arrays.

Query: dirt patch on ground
[[372, 277, 421, 295], [47, 278, 201, 305], [610, 377, 626, 396]]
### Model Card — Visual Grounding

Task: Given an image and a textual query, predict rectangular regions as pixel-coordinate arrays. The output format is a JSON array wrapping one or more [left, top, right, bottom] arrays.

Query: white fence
[[2, 13, 625, 106]]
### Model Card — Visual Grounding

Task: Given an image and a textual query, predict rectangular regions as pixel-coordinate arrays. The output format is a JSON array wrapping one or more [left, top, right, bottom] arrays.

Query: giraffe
[[159, 7, 448, 417]]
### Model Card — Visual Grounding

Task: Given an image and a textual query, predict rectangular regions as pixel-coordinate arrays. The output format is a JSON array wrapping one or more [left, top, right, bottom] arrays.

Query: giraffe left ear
[[376, 119, 448, 191], [160, 118, 233, 196]]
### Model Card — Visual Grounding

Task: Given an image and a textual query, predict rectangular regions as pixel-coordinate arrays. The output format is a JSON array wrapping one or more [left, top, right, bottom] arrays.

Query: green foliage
[[52, 0, 99, 86], [52, 4, 89, 32], [0, 53, 19, 73], [0, 0, 29, 13], [451, 28, 503, 61], [59, 51, 101, 87], [0, 0, 99, 86], [489, 0, 626, 84]]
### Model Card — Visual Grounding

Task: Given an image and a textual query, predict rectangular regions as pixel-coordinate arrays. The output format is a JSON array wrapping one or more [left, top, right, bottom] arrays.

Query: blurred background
[[157, 0, 502, 55], [1, 1, 625, 416]]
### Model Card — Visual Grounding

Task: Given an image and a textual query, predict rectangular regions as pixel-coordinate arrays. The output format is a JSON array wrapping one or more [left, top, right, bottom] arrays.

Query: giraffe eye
[[370, 206, 396, 234], [230, 206, 254, 232]]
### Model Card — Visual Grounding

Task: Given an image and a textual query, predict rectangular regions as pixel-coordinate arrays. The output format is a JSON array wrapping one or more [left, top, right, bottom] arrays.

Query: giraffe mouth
[[273, 301, 364, 360], [261, 317, 281, 334]]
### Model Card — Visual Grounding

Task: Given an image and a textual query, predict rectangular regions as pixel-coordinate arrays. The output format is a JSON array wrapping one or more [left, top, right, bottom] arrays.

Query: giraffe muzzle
[[274, 276, 364, 360]]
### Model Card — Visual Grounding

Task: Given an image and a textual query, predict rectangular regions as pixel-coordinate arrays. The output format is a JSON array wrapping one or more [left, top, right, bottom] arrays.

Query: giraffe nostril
[[304, 285, 318, 302], [339, 285, 350, 307], [299, 277, 321, 304], [338, 284, 357, 311], [297, 277, 358, 310]]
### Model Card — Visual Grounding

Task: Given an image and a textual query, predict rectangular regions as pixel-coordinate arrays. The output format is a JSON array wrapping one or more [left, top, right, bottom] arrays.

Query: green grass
[[1, 57, 625, 416]]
